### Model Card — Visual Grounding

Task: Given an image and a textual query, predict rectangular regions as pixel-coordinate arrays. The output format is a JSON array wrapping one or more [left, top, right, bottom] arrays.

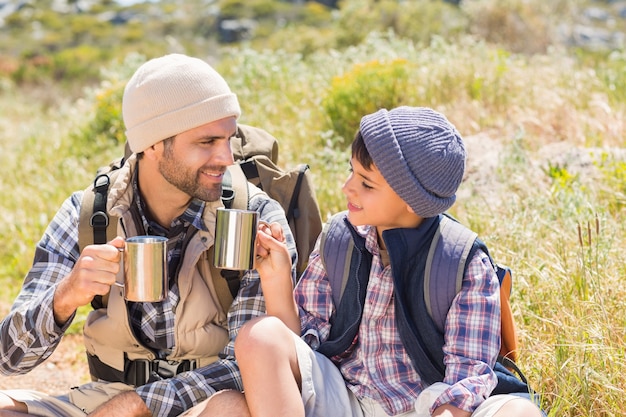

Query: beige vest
[[82, 156, 230, 372]]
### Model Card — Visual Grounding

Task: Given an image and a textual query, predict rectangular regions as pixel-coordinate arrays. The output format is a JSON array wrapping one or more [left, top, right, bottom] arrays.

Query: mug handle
[[113, 247, 125, 291]]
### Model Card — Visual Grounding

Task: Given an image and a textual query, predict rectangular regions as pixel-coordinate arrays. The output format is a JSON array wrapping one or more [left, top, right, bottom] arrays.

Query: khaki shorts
[[293, 333, 532, 417], [1, 382, 133, 417]]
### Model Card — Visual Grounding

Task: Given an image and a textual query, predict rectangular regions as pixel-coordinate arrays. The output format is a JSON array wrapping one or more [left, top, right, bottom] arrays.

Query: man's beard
[[158, 145, 224, 202]]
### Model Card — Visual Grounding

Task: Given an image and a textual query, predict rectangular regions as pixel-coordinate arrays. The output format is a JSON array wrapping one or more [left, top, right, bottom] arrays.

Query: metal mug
[[213, 208, 261, 270], [115, 235, 168, 302]]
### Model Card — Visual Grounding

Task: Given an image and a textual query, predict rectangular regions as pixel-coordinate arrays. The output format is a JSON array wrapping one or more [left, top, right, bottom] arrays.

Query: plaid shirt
[[295, 224, 500, 415], [0, 177, 296, 416]]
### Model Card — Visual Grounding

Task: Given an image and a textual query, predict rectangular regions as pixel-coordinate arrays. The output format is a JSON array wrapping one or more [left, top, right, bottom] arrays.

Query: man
[[0, 54, 296, 417]]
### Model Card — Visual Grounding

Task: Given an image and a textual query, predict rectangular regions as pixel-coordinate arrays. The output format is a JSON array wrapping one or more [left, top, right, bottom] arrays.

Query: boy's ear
[[406, 204, 415, 214]]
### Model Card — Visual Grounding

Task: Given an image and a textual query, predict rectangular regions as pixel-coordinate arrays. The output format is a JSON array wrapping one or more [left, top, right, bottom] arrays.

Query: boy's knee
[[0, 392, 28, 413], [180, 390, 249, 417], [235, 316, 291, 360], [495, 397, 543, 417]]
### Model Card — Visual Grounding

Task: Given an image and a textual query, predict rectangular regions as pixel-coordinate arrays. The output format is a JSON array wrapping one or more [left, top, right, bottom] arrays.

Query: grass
[[1, 31, 625, 415]]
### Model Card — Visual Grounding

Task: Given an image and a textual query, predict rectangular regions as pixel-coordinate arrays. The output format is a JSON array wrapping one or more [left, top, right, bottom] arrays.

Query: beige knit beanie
[[122, 54, 241, 153]]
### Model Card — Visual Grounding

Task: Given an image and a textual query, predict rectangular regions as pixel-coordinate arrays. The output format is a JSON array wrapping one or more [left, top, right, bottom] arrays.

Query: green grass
[[1, 25, 626, 417]]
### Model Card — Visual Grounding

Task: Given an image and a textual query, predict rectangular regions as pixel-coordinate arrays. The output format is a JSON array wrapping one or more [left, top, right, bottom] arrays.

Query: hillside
[[1, 0, 626, 415]]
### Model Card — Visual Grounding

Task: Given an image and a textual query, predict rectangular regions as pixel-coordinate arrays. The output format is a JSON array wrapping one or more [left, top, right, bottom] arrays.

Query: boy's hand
[[254, 222, 299, 332], [254, 221, 291, 279]]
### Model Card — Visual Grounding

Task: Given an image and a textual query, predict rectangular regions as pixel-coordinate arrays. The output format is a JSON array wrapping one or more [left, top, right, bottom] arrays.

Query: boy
[[234, 107, 543, 417]]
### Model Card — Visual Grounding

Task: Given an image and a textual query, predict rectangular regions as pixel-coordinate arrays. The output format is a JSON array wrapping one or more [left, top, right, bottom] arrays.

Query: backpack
[[319, 212, 528, 388], [78, 124, 323, 310]]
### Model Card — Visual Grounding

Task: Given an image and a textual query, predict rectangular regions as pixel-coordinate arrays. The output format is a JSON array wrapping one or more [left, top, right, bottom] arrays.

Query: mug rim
[[126, 235, 168, 243]]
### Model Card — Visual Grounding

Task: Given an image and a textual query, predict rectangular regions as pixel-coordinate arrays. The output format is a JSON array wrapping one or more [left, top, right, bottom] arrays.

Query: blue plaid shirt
[[295, 224, 500, 415], [0, 178, 297, 416]]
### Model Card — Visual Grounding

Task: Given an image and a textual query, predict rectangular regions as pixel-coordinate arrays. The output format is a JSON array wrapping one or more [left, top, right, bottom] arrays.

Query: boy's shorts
[[0, 381, 133, 417], [292, 332, 532, 417]]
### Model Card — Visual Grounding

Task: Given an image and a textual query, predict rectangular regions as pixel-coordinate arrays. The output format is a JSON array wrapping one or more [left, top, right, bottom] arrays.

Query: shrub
[[322, 58, 413, 146], [70, 54, 145, 155]]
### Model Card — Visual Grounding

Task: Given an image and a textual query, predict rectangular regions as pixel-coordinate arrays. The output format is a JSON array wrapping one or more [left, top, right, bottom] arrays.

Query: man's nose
[[215, 139, 235, 165]]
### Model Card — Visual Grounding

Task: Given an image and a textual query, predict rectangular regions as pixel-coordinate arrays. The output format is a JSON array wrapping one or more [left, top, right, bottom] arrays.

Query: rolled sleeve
[[433, 250, 500, 413], [0, 192, 82, 375]]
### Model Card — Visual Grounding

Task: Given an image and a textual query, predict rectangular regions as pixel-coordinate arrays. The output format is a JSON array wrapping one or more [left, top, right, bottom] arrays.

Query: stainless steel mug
[[115, 235, 168, 302], [214, 208, 259, 270]]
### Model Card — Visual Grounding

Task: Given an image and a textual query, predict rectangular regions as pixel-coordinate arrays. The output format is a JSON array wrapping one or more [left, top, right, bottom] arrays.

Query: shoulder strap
[[496, 264, 519, 363], [208, 246, 239, 315], [210, 168, 260, 313], [78, 167, 125, 253], [429, 216, 521, 365], [319, 212, 354, 308], [321, 213, 478, 329], [222, 164, 250, 210], [424, 215, 478, 333], [285, 164, 310, 222]]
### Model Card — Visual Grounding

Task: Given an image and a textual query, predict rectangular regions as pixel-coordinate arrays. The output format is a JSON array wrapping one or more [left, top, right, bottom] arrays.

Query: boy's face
[[342, 157, 422, 236]]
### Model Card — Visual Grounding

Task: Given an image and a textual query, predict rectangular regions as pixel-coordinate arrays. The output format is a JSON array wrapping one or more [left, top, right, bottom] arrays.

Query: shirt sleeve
[[293, 239, 334, 349], [137, 193, 298, 417], [431, 249, 500, 413], [0, 192, 82, 375]]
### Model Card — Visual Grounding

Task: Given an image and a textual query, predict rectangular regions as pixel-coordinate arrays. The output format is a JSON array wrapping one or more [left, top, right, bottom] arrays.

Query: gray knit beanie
[[359, 106, 466, 218], [123, 54, 241, 153]]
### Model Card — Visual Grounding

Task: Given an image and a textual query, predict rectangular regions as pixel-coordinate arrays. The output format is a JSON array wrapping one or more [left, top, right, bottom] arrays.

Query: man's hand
[[88, 391, 151, 417], [53, 236, 125, 325]]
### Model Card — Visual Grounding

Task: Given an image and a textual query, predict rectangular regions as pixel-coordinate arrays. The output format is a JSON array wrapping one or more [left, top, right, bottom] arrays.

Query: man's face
[[158, 117, 236, 202]]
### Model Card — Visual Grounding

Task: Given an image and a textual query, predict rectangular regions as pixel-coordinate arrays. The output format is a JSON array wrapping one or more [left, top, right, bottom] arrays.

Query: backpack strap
[[210, 173, 261, 314], [429, 217, 521, 370], [424, 215, 477, 333], [496, 265, 519, 363], [319, 212, 354, 307], [222, 163, 250, 210], [78, 167, 126, 253], [285, 164, 310, 222], [208, 246, 239, 315]]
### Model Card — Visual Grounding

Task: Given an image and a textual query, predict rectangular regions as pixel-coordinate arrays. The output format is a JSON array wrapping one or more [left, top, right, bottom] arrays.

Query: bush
[[322, 58, 414, 146], [71, 54, 145, 155]]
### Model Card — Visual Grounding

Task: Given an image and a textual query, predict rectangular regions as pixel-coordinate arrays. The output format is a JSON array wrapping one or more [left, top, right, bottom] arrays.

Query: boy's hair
[[351, 131, 374, 170], [358, 106, 466, 218]]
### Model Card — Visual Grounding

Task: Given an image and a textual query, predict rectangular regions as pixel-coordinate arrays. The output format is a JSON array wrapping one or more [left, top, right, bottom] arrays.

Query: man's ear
[[142, 141, 164, 161]]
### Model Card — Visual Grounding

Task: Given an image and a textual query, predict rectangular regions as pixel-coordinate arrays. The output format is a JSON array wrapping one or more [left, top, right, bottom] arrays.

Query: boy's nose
[[342, 174, 355, 196]]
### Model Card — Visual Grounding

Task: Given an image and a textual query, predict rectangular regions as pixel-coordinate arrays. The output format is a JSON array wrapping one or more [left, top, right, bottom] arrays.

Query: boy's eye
[[361, 182, 373, 190]]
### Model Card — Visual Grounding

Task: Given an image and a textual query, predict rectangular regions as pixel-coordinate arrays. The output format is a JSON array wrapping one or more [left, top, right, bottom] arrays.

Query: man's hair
[[351, 130, 374, 170]]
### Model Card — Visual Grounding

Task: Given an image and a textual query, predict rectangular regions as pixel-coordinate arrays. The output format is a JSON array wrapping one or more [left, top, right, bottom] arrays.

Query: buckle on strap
[[89, 211, 109, 228], [125, 358, 197, 386]]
